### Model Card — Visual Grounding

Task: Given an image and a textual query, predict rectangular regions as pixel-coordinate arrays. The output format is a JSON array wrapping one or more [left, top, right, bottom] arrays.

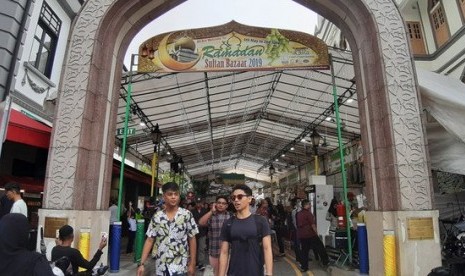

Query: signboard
[[304, 185, 314, 193], [220, 173, 245, 186], [407, 217, 434, 240], [138, 21, 329, 73], [44, 217, 68, 238], [116, 127, 136, 136]]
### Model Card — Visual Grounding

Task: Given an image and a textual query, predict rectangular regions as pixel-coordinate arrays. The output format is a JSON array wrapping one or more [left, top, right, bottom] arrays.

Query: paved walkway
[[106, 237, 363, 276], [107, 252, 362, 276]]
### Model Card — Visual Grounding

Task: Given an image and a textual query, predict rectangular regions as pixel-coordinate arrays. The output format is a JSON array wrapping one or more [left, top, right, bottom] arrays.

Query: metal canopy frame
[[117, 47, 359, 181]]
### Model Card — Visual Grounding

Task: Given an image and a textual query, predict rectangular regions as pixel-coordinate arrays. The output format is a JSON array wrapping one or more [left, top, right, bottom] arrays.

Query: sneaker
[[198, 265, 205, 271]]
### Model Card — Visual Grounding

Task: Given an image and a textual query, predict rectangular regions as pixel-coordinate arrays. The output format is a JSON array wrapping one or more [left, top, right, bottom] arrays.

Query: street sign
[[116, 127, 136, 136]]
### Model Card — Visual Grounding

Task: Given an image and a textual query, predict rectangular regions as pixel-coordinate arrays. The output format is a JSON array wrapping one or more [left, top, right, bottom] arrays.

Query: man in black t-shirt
[[219, 184, 273, 276], [52, 225, 107, 275]]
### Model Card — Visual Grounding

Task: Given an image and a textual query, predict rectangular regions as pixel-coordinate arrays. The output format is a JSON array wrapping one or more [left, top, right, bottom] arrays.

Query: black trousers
[[275, 226, 285, 253], [126, 230, 135, 253], [299, 236, 329, 270]]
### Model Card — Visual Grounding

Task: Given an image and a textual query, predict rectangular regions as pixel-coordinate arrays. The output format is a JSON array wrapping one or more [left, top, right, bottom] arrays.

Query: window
[[429, 0, 449, 48], [458, 0, 465, 22], [28, 2, 61, 78], [406, 22, 426, 55]]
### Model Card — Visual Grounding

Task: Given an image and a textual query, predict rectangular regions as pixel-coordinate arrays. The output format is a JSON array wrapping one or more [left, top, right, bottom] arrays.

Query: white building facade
[[315, 0, 465, 80]]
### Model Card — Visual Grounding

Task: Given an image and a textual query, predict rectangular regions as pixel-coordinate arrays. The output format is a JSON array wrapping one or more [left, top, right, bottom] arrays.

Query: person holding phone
[[52, 225, 107, 275], [198, 196, 231, 276]]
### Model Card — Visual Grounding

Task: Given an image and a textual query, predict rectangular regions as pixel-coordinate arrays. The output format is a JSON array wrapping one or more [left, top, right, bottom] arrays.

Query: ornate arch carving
[[45, 0, 431, 211]]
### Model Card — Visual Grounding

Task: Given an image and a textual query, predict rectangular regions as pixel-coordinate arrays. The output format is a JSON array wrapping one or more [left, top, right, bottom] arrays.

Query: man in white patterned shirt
[[137, 182, 198, 276]]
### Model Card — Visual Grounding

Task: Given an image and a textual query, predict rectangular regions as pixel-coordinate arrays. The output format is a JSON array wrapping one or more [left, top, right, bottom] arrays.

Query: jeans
[[196, 235, 207, 266]]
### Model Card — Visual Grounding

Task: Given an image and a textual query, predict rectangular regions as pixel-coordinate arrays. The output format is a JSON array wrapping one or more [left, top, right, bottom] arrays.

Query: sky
[[124, 0, 319, 68]]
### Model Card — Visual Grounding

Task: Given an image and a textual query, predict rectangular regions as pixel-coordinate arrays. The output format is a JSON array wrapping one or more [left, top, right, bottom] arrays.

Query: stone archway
[[42, 0, 440, 274]]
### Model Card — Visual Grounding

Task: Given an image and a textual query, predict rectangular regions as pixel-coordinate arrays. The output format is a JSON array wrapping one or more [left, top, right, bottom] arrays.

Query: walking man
[[198, 195, 231, 276], [4, 183, 27, 218], [296, 199, 329, 272], [137, 182, 198, 276], [191, 198, 209, 271], [218, 184, 273, 276]]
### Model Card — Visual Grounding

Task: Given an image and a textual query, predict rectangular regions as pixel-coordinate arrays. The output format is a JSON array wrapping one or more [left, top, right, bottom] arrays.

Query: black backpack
[[50, 256, 72, 276], [223, 214, 264, 243]]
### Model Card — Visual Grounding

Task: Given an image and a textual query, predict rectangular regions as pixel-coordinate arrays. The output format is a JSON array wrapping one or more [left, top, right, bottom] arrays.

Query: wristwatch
[[137, 262, 145, 267]]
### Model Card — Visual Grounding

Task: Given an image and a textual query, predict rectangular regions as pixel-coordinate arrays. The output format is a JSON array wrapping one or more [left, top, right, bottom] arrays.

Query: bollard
[[134, 219, 145, 263], [78, 228, 90, 273], [357, 223, 369, 274], [109, 222, 122, 273], [384, 230, 397, 276]]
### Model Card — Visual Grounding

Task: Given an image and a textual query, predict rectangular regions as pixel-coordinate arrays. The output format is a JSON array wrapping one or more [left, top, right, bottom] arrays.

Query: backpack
[[223, 214, 264, 243], [50, 256, 72, 276]]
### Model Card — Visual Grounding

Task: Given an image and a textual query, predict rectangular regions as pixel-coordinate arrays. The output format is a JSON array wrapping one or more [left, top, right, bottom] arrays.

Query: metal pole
[[150, 145, 158, 197], [314, 154, 319, 175], [330, 54, 352, 262], [117, 54, 135, 219], [155, 142, 161, 198]]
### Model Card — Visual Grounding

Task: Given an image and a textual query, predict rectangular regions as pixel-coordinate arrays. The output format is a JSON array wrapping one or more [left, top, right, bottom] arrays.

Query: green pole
[[117, 54, 135, 220], [329, 54, 352, 263], [134, 219, 145, 263]]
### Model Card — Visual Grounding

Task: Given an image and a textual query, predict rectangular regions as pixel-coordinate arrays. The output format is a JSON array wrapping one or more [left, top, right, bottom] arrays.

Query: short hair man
[[137, 182, 199, 276], [296, 199, 329, 271], [51, 225, 107, 275], [4, 182, 27, 218], [198, 195, 231, 276], [218, 184, 273, 276]]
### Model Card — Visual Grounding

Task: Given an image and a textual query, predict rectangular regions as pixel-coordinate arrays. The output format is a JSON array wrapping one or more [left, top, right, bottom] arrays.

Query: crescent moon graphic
[[158, 33, 200, 71]]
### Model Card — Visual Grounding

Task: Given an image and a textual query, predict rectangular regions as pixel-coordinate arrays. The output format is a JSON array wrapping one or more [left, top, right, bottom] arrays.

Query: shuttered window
[[429, 0, 449, 48], [406, 22, 426, 55], [459, 0, 465, 22]]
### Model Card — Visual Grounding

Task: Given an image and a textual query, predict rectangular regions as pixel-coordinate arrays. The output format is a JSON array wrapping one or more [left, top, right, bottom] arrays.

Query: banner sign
[[220, 173, 245, 186], [138, 21, 329, 73]]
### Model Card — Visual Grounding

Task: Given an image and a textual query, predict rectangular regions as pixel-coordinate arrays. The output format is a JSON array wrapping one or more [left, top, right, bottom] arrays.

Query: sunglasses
[[230, 194, 249, 201], [216, 201, 228, 205]]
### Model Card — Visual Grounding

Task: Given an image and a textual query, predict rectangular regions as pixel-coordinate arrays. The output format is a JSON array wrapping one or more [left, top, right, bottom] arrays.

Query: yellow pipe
[[384, 231, 397, 276], [78, 229, 90, 272]]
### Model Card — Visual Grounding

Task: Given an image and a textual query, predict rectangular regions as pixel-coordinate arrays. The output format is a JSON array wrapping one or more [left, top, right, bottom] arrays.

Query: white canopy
[[418, 68, 465, 175]]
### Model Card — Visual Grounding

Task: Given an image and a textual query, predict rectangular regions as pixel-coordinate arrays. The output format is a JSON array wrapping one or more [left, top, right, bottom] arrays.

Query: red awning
[[6, 109, 51, 149]]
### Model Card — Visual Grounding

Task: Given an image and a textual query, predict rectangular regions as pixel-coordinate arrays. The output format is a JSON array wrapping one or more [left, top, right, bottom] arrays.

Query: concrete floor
[[104, 236, 363, 276], [107, 251, 363, 276]]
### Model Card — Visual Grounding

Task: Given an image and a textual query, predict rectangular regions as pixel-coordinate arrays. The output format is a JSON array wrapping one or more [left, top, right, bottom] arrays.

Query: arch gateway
[[39, 0, 441, 274]]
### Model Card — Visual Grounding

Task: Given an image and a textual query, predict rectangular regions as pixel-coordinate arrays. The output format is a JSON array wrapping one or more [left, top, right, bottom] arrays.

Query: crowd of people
[[0, 180, 364, 275], [135, 182, 336, 275]]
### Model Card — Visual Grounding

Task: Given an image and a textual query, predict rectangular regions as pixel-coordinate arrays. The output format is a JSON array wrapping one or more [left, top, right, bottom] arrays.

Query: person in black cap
[[51, 224, 107, 275]]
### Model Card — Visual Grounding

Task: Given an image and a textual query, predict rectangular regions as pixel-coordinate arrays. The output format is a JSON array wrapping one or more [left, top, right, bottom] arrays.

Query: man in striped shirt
[[199, 195, 231, 276]]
